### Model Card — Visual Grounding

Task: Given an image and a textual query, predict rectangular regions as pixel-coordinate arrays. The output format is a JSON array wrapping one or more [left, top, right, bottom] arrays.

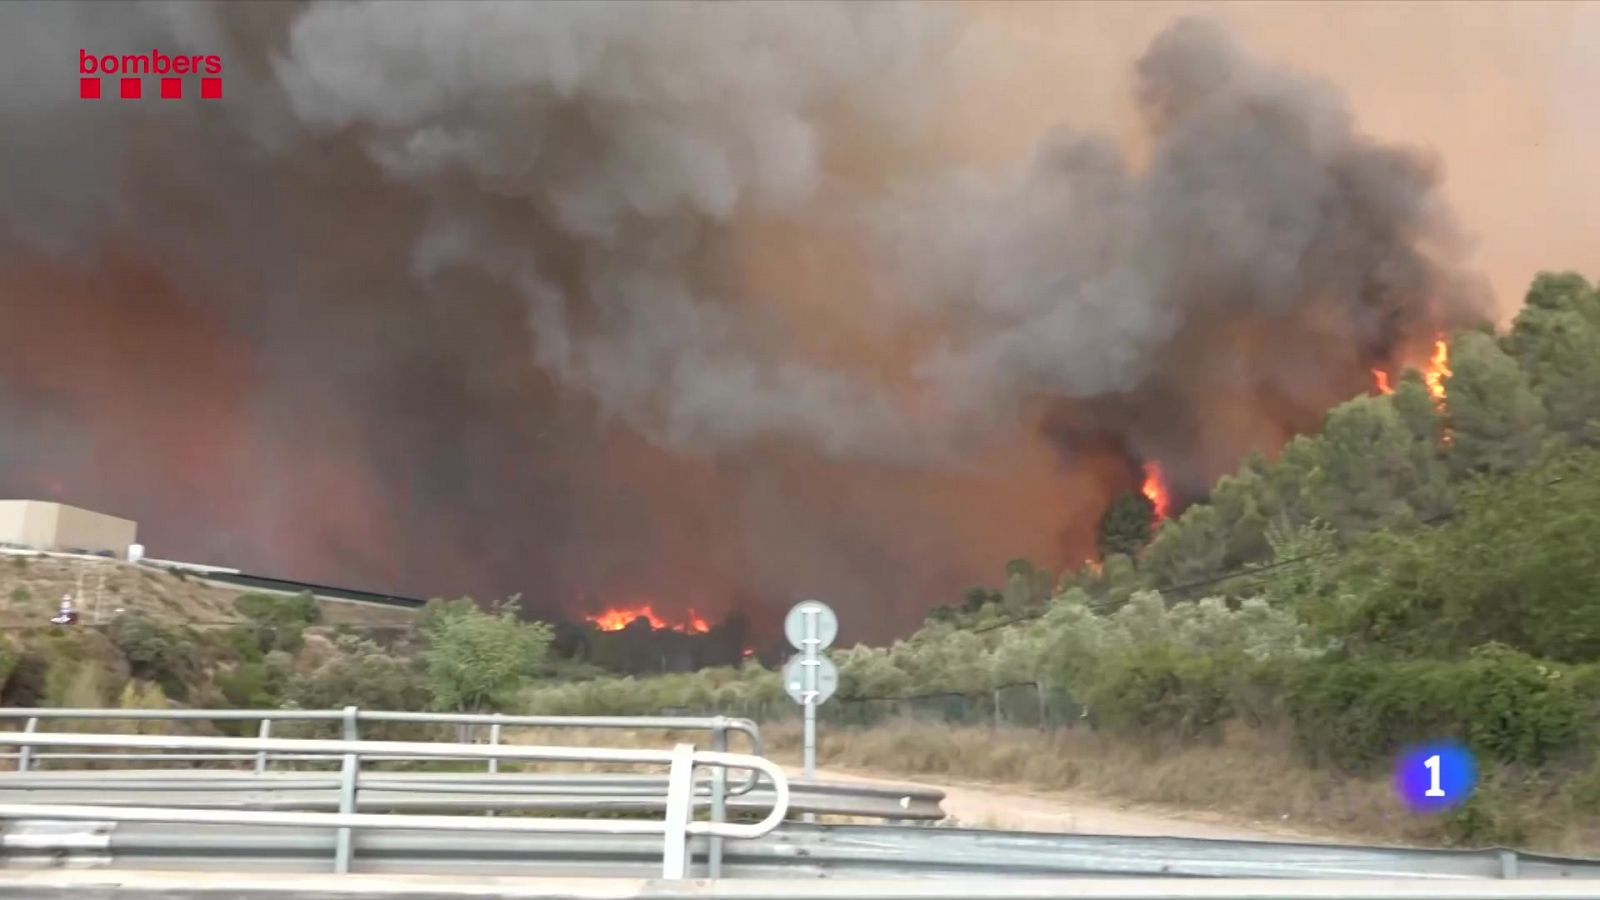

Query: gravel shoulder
[[796, 765, 1345, 843]]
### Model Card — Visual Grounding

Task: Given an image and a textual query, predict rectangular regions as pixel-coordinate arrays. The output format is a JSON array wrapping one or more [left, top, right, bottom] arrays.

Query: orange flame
[[585, 604, 711, 634], [1373, 335, 1453, 446], [1423, 339, 1451, 402], [1371, 337, 1449, 402], [1141, 462, 1170, 522]]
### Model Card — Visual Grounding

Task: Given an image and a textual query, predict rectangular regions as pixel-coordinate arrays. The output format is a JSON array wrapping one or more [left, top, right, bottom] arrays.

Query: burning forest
[[3, 1, 1589, 644]]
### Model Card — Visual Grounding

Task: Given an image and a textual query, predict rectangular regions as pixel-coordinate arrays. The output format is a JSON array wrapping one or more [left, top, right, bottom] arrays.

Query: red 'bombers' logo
[[79, 49, 222, 100]]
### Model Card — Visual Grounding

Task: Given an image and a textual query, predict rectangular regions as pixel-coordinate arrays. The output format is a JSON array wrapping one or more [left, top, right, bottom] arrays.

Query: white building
[[0, 500, 138, 559]]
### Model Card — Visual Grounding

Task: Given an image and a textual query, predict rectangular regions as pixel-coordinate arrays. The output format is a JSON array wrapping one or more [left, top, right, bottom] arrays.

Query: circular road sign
[[783, 599, 838, 651], [783, 654, 839, 705]]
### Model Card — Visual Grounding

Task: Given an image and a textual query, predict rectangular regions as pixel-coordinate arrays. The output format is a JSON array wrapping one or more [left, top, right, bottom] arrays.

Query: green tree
[[420, 597, 555, 713], [235, 591, 320, 624], [1505, 274, 1600, 446], [290, 636, 428, 710], [1142, 503, 1226, 588], [1303, 395, 1427, 535], [1522, 270, 1596, 315], [1262, 517, 1340, 607], [1096, 553, 1141, 611], [1001, 559, 1051, 612], [1390, 373, 1454, 521], [106, 612, 201, 702], [960, 587, 1001, 615], [1444, 331, 1548, 475], [1097, 490, 1155, 559], [1210, 464, 1273, 568], [1425, 453, 1600, 660], [1323, 449, 1600, 661], [1268, 434, 1323, 526]]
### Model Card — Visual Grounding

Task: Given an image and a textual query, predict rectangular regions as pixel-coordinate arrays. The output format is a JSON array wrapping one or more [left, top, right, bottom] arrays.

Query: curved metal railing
[[0, 730, 788, 878], [0, 707, 761, 780]]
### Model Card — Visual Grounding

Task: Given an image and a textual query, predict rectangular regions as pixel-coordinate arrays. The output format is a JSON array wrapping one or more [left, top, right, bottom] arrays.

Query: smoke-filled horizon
[[0, 1, 1593, 641]]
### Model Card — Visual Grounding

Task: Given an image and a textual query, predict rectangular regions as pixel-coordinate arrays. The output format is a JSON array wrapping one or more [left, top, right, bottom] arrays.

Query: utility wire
[[961, 474, 1568, 635]]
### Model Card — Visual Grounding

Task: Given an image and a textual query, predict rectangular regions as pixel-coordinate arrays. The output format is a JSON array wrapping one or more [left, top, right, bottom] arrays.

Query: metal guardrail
[[0, 770, 944, 821], [0, 730, 789, 879], [8, 817, 1600, 881], [0, 707, 762, 774], [7, 872, 1600, 899], [0, 704, 762, 873], [5, 712, 1600, 892]]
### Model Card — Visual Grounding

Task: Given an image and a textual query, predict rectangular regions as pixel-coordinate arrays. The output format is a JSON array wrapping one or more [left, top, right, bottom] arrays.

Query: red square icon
[[200, 77, 222, 100], [160, 78, 182, 100], [120, 77, 141, 99], [80, 77, 100, 100]]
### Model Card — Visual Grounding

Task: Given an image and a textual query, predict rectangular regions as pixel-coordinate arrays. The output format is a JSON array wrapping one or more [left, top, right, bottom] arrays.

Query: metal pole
[[659, 743, 694, 879], [334, 706, 359, 873], [485, 715, 503, 819], [708, 725, 727, 878], [487, 715, 502, 775], [254, 719, 272, 775], [803, 608, 817, 782], [17, 717, 36, 773], [802, 608, 818, 825]]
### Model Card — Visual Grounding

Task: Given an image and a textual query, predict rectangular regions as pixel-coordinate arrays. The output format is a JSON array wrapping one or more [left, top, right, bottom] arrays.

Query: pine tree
[[1097, 491, 1155, 559], [1505, 274, 1600, 446], [1444, 331, 1548, 475]]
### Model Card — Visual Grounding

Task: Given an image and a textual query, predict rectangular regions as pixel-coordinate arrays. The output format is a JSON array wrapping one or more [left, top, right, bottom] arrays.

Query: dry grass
[[0, 554, 415, 630], [755, 718, 1600, 853], [763, 720, 1394, 832]]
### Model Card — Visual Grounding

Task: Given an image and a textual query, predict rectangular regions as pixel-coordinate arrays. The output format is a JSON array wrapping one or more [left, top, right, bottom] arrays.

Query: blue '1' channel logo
[[1393, 743, 1477, 813]]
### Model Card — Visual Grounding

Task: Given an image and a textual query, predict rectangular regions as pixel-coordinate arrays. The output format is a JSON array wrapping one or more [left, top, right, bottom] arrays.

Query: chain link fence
[[663, 681, 1089, 730]]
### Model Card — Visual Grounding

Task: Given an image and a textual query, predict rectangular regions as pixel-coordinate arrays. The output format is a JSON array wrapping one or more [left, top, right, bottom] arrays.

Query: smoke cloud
[[0, 1, 1591, 640]]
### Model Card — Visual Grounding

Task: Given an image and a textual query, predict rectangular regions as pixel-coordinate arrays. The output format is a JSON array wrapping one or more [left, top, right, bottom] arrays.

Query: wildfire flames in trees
[[1372, 338, 1452, 404], [585, 604, 711, 634], [1423, 340, 1452, 403], [1141, 462, 1171, 522]]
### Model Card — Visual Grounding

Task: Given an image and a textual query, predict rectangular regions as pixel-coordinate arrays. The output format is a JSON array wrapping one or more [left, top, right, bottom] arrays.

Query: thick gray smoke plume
[[878, 17, 1487, 487], [272, 1, 953, 460], [0, 2, 1491, 637]]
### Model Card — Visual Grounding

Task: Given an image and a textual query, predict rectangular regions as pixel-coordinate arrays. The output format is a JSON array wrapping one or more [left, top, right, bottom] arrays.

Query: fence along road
[[10, 872, 1600, 900], [4, 709, 1600, 896], [0, 728, 789, 879]]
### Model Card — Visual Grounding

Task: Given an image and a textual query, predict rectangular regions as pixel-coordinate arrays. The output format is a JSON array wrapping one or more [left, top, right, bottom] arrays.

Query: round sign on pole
[[783, 599, 838, 650], [783, 654, 839, 705]]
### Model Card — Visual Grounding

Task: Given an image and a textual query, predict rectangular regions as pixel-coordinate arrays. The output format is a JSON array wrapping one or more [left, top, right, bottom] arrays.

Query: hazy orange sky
[[936, 1, 1598, 321]]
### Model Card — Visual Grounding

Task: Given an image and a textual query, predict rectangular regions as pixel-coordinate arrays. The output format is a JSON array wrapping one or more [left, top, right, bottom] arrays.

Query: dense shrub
[[288, 636, 429, 714], [1086, 644, 1237, 739], [106, 612, 201, 701], [1285, 645, 1597, 771], [235, 592, 320, 626], [218, 652, 294, 709]]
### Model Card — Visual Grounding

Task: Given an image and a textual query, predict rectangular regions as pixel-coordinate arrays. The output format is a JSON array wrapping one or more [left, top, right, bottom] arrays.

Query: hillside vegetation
[[3, 270, 1596, 850], [0, 556, 419, 629], [0, 559, 485, 721], [520, 271, 1600, 851]]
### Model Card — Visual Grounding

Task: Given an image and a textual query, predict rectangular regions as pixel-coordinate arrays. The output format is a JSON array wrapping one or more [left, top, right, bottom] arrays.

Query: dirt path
[[795, 766, 1341, 843]]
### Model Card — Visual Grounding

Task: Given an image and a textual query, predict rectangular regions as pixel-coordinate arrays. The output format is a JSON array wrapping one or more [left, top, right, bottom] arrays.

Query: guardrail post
[[708, 724, 727, 878], [487, 714, 502, 775], [660, 742, 695, 880], [334, 706, 359, 873], [17, 717, 37, 772], [254, 719, 272, 774], [1501, 849, 1520, 879]]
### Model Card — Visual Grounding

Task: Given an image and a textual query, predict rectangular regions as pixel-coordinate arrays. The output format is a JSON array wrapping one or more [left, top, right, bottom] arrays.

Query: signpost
[[783, 599, 837, 795]]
